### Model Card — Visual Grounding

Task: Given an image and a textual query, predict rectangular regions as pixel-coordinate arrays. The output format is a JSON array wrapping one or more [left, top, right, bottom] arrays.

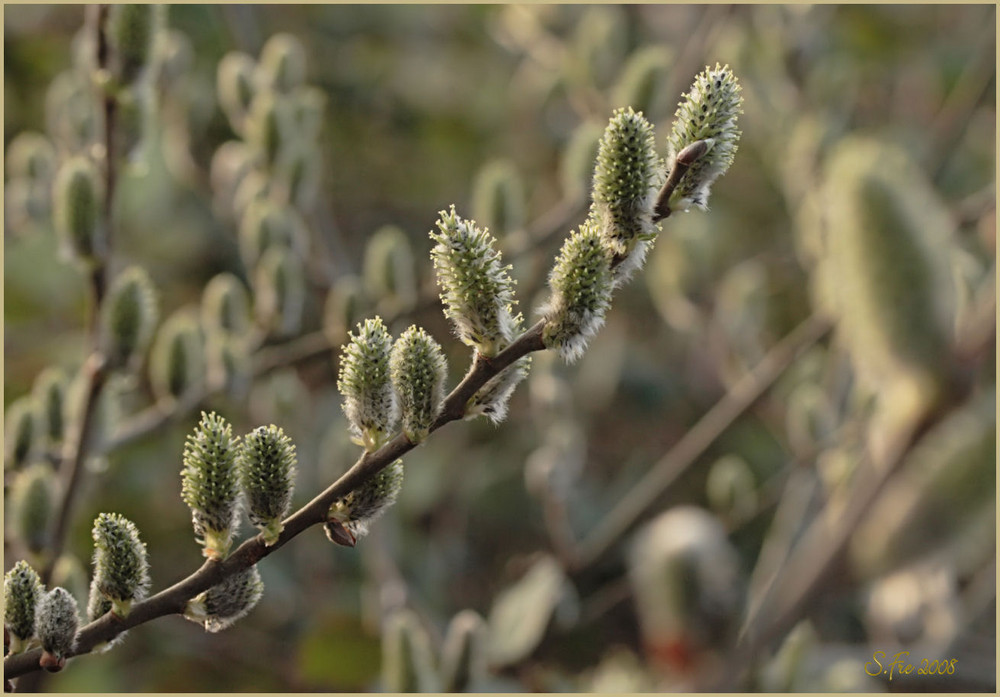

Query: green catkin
[[5, 397, 38, 469], [9, 463, 57, 553], [90, 513, 151, 618], [540, 219, 614, 363], [101, 265, 160, 371], [217, 52, 257, 133], [4, 561, 43, 653], [108, 4, 158, 86], [33, 367, 69, 447], [150, 312, 205, 405], [665, 63, 743, 212], [183, 565, 264, 633], [239, 425, 297, 545], [36, 588, 79, 665], [326, 460, 404, 545], [471, 159, 527, 237], [256, 33, 308, 93], [440, 610, 488, 692], [381, 608, 440, 693], [389, 326, 448, 443], [430, 206, 518, 357], [591, 108, 661, 283], [338, 318, 399, 451], [181, 412, 241, 560], [254, 246, 306, 338], [52, 155, 105, 264], [201, 272, 252, 338], [362, 225, 418, 315]]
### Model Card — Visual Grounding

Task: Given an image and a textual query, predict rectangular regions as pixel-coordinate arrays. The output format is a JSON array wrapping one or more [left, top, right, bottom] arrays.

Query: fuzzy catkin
[[33, 367, 69, 446], [666, 64, 743, 212], [36, 587, 80, 661], [337, 317, 399, 451], [9, 463, 57, 553], [184, 565, 264, 633], [201, 273, 251, 338], [326, 460, 404, 544], [541, 219, 614, 363], [390, 326, 448, 443], [181, 412, 241, 559], [4, 561, 43, 650], [430, 206, 518, 357], [239, 424, 297, 545], [4, 397, 38, 469], [592, 107, 661, 258], [90, 513, 151, 618], [150, 312, 204, 405], [53, 156, 105, 263]]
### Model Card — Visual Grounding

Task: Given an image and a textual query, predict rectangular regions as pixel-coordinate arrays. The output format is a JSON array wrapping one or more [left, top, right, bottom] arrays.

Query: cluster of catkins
[[4, 512, 151, 671], [327, 63, 742, 546]]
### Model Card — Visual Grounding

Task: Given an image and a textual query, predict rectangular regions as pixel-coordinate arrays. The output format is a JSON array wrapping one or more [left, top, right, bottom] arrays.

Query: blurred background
[[4, 4, 995, 692]]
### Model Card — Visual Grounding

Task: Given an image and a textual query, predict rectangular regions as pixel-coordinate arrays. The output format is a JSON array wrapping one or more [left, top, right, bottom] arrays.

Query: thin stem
[[570, 314, 831, 572], [4, 318, 550, 679]]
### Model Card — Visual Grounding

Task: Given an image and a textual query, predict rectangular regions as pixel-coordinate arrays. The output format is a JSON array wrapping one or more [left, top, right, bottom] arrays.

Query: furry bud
[[666, 64, 743, 212], [201, 272, 251, 338], [253, 247, 306, 338], [363, 225, 418, 316], [390, 326, 448, 443], [53, 156, 105, 264], [182, 412, 241, 559], [184, 565, 264, 633], [150, 312, 205, 405], [256, 33, 307, 93], [323, 275, 366, 345], [239, 425, 297, 545], [440, 610, 488, 692], [4, 561, 42, 653], [541, 219, 614, 362], [9, 463, 57, 553], [430, 206, 518, 357], [4, 397, 38, 469], [592, 107, 661, 260], [381, 608, 440, 693], [326, 460, 404, 546], [101, 265, 159, 371], [108, 4, 158, 85], [33, 367, 69, 447], [217, 52, 257, 134], [90, 512, 151, 618], [467, 355, 532, 425], [337, 317, 399, 451], [36, 588, 79, 667], [472, 160, 526, 237]]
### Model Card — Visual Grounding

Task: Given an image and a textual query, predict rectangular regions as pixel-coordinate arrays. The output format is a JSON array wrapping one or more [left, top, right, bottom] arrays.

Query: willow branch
[[5, 319, 548, 679]]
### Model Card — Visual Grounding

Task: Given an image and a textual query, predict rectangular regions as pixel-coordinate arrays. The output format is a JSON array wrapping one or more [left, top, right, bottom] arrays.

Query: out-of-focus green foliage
[[4, 4, 994, 692]]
